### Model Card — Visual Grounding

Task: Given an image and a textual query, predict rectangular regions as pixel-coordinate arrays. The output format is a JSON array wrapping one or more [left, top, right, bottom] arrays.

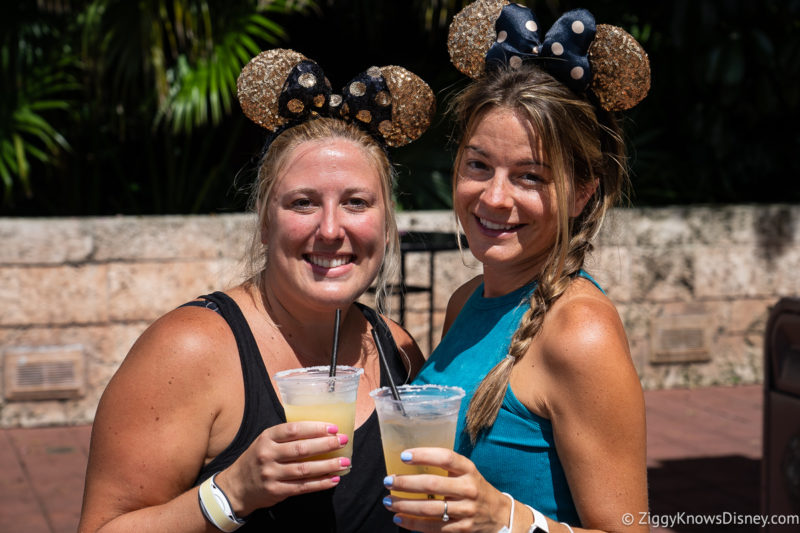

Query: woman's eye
[[520, 173, 541, 183], [290, 198, 314, 210], [466, 160, 489, 171], [345, 197, 369, 209]]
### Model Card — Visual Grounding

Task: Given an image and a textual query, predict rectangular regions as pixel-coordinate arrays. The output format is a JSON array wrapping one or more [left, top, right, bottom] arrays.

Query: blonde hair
[[451, 65, 629, 441], [243, 118, 400, 313]]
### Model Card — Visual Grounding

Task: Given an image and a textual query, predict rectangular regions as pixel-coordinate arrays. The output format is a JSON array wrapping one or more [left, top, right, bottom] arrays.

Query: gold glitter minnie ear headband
[[447, 0, 651, 111], [237, 49, 436, 147]]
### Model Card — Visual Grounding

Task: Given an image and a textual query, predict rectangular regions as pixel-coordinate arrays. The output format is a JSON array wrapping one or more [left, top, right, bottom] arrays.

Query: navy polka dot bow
[[486, 5, 596, 93]]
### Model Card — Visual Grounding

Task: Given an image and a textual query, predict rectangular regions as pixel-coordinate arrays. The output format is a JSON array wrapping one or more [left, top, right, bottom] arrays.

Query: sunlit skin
[[261, 138, 388, 316], [455, 108, 564, 297]]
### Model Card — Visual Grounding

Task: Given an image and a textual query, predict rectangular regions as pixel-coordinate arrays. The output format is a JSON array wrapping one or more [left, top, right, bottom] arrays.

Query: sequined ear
[[588, 25, 651, 111], [376, 66, 436, 147], [237, 48, 312, 131], [447, 0, 508, 79], [339, 65, 435, 147]]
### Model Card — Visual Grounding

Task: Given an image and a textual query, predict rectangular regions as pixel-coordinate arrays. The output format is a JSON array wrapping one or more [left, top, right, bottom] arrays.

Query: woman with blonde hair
[[381, 2, 651, 532], [79, 49, 435, 533]]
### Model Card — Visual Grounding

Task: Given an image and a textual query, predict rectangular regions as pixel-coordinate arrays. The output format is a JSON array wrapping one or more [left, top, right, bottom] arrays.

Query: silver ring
[[441, 499, 450, 522]]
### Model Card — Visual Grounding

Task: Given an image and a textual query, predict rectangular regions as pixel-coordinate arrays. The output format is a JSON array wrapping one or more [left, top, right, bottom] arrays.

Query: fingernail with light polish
[[382, 496, 392, 507], [400, 451, 413, 462], [383, 475, 394, 487]]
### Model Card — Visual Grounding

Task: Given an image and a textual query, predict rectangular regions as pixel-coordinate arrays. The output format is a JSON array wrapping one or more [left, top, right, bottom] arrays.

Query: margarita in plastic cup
[[275, 365, 363, 475], [370, 384, 465, 499]]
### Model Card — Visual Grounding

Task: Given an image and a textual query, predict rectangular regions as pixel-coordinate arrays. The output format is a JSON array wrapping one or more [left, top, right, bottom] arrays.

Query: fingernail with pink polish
[[331, 476, 341, 485], [338, 434, 349, 445], [327, 425, 339, 434], [339, 457, 351, 467]]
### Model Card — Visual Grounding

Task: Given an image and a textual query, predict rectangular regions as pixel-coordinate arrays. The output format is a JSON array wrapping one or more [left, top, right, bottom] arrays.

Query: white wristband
[[524, 504, 550, 533], [561, 522, 575, 533], [198, 472, 246, 532], [497, 492, 515, 533]]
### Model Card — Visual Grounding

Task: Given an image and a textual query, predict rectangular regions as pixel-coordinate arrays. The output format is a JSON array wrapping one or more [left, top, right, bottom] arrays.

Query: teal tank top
[[414, 272, 602, 525]]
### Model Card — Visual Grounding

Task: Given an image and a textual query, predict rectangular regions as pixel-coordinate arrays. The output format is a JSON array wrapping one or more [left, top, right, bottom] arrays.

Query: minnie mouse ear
[[337, 65, 435, 147], [447, 0, 507, 79], [237, 48, 311, 131], [588, 25, 651, 111], [375, 66, 436, 147]]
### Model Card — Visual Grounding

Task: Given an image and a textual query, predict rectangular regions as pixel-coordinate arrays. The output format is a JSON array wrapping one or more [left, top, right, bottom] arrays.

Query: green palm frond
[[156, 7, 310, 133], [0, 7, 78, 205], [84, 0, 315, 135]]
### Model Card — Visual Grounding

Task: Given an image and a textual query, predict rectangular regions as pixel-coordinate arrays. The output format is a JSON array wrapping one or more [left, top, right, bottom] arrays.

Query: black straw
[[371, 327, 406, 415], [329, 309, 341, 377]]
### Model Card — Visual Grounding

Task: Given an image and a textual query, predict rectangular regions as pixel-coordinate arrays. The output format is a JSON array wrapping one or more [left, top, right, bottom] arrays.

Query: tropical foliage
[[0, 3, 79, 205], [2, 0, 314, 214], [2, 0, 799, 215]]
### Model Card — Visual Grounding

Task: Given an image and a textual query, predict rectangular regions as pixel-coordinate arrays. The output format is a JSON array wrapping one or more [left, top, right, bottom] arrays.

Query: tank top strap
[[354, 302, 410, 386]]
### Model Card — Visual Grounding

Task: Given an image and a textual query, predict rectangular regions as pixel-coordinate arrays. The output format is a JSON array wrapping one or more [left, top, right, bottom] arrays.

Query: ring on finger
[[442, 499, 450, 522]]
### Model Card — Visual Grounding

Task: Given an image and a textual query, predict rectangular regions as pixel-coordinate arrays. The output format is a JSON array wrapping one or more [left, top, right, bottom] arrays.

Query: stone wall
[[1, 205, 798, 428]]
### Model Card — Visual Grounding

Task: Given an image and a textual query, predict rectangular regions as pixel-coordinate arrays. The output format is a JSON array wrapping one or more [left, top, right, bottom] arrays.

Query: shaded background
[[2, 0, 799, 216]]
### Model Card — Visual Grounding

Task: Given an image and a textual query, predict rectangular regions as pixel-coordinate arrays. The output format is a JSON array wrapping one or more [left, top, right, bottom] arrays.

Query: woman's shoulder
[[539, 277, 629, 372], [529, 276, 642, 417], [112, 294, 241, 394]]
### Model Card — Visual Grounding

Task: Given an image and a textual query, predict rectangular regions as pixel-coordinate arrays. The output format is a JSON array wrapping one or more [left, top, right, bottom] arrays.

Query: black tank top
[[185, 292, 409, 532]]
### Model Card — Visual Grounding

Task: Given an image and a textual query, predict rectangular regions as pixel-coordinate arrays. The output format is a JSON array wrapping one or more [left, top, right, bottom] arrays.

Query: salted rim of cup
[[274, 365, 364, 380], [368, 384, 466, 403]]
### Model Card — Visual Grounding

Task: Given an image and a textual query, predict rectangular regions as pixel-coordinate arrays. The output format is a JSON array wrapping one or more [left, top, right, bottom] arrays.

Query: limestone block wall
[[1, 205, 798, 428]]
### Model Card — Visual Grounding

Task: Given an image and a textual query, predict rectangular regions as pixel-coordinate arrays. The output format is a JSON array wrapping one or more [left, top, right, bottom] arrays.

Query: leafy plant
[[83, 0, 316, 135], [0, 6, 79, 206]]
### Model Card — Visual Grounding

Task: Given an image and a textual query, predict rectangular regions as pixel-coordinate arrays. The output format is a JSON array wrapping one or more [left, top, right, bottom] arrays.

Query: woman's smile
[[475, 215, 524, 234], [304, 253, 355, 273]]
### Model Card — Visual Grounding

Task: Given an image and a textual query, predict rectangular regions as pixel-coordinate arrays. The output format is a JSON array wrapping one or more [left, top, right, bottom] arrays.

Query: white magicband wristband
[[198, 472, 246, 532], [524, 504, 550, 533]]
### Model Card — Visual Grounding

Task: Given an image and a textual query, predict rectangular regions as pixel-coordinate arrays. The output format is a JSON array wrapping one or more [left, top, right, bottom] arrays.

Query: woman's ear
[[570, 178, 599, 218]]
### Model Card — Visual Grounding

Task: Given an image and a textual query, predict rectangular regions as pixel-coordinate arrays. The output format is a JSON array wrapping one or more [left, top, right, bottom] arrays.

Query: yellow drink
[[379, 416, 457, 499], [274, 366, 364, 477], [283, 401, 356, 474], [370, 384, 465, 500]]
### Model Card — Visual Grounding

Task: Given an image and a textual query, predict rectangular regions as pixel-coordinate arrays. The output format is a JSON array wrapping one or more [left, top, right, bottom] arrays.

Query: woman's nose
[[480, 173, 513, 209], [318, 206, 345, 241]]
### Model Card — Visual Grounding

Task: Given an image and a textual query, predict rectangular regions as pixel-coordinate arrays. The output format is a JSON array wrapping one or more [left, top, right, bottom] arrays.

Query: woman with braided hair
[[380, 2, 649, 532]]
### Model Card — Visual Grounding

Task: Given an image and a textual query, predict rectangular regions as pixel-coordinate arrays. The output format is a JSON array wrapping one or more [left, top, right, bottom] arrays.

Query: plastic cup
[[274, 365, 364, 475], [370, 384, 465, 499]]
